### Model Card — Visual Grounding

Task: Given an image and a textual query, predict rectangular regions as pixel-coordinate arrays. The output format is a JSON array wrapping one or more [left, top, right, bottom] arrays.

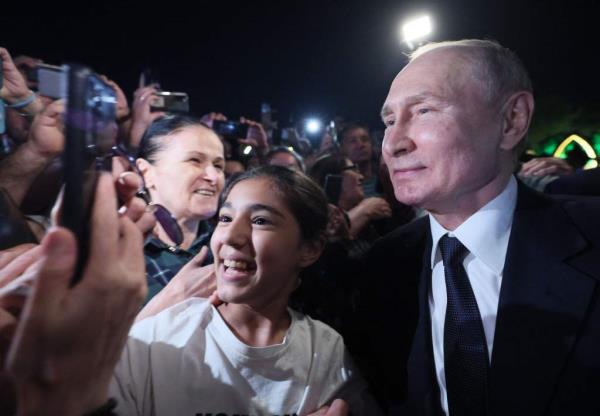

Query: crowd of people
[[0, 37, 599, 416]]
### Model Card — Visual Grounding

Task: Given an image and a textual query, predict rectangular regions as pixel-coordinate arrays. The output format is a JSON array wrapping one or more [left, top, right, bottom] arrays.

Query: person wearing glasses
[[135, 115, 226, 302], [309, 153, 392, 243]]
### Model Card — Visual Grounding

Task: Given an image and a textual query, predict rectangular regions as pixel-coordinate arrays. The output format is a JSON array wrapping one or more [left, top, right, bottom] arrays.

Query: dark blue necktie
[[440, 234, 489, 416]]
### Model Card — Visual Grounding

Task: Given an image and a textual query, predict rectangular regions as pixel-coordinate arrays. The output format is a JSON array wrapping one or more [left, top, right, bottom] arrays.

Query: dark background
[[2, 0, 599, 132]]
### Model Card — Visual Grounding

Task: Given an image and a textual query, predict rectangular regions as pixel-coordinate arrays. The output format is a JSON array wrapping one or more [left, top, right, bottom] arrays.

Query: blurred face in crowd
[[268, 151, 301, 171], [341, 127, 372, 163], [381, 48, 510, 216], [211, 178, 316, 309], [225, 160, 245, 178], [339, 158, 364, 209], [139, 126, 225, 221]]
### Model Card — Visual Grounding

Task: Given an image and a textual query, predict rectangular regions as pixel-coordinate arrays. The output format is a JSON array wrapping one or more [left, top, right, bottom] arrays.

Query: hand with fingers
[[239, 117, 270, 155], [136, 247, 215, 322], [0, 243, 42, 415], [347, 197, 392, 238], [0, 47, 43, 115], [129, 85, 166, 148], [307, 399, 350, 416], [0, 99, 66, 206], [111, 159, 157, 236], [6, 173, 147, 416], [99, 75, 130, 122], [27, 99, 65, 157], [326, 204, 351, 242], [519, 157, 574, 177]]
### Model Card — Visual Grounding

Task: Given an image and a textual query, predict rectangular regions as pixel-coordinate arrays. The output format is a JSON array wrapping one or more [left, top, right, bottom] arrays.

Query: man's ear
[[298, 236, 326, 268], [136, 158, 154, 188], [499, 91, 535, 151]]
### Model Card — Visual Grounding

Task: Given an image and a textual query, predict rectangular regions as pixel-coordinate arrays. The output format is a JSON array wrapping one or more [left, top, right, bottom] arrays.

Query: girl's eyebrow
[[221, 202, 285, 219]]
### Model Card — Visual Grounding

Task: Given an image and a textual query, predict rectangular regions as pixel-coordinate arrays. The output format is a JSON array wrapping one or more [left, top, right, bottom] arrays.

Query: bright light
[[401, 15, 432, 48], [553, 134, 598, 170], [243, 145, 252, 155], [305, 119, 321, 134], [287, 146, 294, 152]]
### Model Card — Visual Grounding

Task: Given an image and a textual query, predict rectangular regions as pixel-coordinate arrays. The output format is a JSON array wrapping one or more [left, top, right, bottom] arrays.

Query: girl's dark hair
[[219, 165, 328, 243], [137, 115, 210, 163], [308, 153, 348, 188]]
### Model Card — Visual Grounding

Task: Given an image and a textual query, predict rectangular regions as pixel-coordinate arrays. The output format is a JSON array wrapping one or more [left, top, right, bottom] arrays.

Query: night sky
[[3, 0, 599, 131]]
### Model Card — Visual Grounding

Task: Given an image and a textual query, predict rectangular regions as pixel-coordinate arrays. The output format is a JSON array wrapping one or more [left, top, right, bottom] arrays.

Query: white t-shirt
[[110, 298, 375, 416]]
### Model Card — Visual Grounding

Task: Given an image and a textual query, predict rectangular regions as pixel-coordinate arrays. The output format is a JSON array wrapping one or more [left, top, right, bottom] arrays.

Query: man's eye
[[384, 119, 395, 127], [417, 108, 431, 115], [214, 164, 224, 171], [189, 158, 201, 163]]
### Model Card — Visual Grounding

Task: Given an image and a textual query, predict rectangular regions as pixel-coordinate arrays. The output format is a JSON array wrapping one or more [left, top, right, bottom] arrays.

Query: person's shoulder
[[129, 298, 212, 345], [556, 195, 600, 241], [291, 310, 346, 349], [368, 216, 429, 262], [518, 184, 600, 233]]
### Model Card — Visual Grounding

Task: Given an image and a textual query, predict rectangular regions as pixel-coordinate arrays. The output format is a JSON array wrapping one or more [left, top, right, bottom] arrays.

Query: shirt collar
[[429, 175, 518, 274]]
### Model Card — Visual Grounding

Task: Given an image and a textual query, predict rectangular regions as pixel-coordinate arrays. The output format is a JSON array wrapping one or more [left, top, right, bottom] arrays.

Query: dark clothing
[[360, 184, 600, 415], [144, 221, 213, 303], [545, 166, 600, 196]]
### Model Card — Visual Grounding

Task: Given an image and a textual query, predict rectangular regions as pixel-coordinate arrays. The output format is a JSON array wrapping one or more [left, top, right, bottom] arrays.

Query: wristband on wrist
[[82, 398, 118, 416], [6, 92, 36, 109]]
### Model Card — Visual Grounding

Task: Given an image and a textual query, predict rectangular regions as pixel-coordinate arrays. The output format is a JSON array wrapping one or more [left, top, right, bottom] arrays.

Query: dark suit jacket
[[361, 184, 600, 415]]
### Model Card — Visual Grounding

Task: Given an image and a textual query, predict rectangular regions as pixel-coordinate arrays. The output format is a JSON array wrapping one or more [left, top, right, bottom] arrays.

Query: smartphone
[[324, 174, 343, 206], [0, 188, 38, 250], [212, 120, 249, 138], [25, 63, 67, 99], [62, 63, 117, 284], [150, 91, 189, 113]]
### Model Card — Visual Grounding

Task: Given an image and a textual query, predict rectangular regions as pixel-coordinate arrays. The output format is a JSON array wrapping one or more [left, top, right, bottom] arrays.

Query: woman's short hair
[[219, 165, 328, 243]]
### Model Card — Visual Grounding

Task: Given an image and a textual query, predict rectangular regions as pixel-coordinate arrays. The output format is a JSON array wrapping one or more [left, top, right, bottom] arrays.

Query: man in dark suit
[[363, 39, 600, 415]]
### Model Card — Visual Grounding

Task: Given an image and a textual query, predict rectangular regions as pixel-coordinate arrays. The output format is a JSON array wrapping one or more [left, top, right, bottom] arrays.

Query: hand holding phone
[[62, 64, 117, 284]]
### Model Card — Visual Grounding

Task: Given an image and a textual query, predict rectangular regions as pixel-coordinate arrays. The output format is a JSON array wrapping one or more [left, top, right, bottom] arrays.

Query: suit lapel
[[489, 185, 598, 415]]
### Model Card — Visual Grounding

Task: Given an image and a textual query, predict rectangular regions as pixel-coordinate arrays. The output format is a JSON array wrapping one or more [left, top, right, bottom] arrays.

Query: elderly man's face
[[381, 48, 507, 215]]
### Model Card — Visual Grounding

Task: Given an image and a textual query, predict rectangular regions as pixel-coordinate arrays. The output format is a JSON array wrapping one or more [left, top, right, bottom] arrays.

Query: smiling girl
[[110, 166, 378, 416]]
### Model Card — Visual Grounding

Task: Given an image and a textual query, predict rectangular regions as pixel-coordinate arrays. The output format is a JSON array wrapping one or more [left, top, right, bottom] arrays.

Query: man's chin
[[393, 188, 426, 208]]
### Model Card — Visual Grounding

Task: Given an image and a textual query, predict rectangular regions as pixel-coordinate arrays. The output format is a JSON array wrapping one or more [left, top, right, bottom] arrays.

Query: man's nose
[[382, 124, 415, 158]]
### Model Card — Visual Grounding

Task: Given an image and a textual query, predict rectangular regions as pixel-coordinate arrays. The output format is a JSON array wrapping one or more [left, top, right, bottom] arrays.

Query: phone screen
[[212, 120, 249, 138], [150, 92, 189, 113], [37, 64, 67, 99]]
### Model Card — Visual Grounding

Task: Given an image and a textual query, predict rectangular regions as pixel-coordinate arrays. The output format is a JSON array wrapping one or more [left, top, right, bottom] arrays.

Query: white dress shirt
[[428, 176, 518, 415]]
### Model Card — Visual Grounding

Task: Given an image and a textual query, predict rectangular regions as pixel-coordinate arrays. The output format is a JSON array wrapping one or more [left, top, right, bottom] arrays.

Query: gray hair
[[410, 39, 533, 105], [410, 39, 533, 157]]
